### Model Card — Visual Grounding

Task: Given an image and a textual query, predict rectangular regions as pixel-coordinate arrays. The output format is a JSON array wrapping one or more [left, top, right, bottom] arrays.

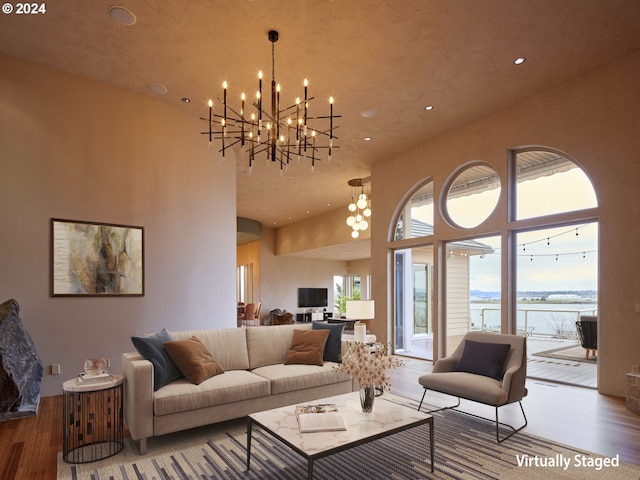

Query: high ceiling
[[2, 0, 640, 233]]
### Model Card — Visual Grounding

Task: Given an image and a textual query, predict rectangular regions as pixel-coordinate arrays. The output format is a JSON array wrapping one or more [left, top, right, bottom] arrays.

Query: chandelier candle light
[[201, 30, 340, 174], [346, 178, 372, 238]]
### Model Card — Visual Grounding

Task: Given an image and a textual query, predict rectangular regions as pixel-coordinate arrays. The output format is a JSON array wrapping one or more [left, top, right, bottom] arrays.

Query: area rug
[[533, 344, 597, 364], [58, 397, 638, 480]]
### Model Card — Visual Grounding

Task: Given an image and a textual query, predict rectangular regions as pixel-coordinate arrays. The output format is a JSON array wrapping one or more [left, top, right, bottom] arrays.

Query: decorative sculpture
[[0, 299, 44, 420]]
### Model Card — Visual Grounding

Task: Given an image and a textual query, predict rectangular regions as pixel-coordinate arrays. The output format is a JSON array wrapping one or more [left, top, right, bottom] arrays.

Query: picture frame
[[51, 218, 144, 296]]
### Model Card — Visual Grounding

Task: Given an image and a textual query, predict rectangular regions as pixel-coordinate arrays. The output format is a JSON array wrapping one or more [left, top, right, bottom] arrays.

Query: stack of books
[[77, 372, 112, 384]]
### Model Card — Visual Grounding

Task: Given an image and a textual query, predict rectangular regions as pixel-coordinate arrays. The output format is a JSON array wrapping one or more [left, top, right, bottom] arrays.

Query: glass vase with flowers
[[335, 341, 403, 413]]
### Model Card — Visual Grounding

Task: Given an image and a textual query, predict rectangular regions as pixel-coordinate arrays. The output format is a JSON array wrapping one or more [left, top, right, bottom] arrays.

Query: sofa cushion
[[169, 327, 250, 371], [164, 336, 224, 385], [284, 329, 330, 366], [312, 321, 345, 362], [246, 323, 312, 369], [455, 339, 511, 380], [251, 363, 351, 395], [153, 370, 270, 416], [131, 329, 183, 391]]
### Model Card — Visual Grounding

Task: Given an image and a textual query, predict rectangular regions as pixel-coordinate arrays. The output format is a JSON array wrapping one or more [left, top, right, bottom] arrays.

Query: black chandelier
[[201, 30, 340, 173]]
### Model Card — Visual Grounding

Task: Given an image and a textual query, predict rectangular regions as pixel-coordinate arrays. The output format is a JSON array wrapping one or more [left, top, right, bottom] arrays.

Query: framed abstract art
[[51, 218, 144, 296]]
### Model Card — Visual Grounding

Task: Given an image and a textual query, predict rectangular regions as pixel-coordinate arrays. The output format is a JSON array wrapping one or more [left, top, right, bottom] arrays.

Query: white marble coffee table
[[246, 391, 434, 479]]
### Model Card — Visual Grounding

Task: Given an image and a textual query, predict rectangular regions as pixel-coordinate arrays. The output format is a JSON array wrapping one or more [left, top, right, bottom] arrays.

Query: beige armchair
[[417, 331, 528, 443]]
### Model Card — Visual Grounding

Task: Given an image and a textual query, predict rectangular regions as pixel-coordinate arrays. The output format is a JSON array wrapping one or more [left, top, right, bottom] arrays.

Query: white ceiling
[[2, 0, 640, 259]]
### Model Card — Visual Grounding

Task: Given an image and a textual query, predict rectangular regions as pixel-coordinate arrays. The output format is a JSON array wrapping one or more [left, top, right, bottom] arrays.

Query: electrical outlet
[[106, 358, 111, 368], [51, 364, 61, 375]]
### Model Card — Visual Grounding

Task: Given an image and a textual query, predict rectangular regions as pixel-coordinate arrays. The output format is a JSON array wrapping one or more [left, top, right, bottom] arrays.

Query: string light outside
[[477, 224, 597, 261]]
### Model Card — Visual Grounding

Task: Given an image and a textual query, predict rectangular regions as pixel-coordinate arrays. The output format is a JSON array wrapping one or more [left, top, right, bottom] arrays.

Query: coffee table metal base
[[246, 392, 434, 479]]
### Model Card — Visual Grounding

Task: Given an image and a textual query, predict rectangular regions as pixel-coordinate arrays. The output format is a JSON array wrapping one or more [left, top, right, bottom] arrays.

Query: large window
[[390, 148, 598, 366], [515, 223, 598, 337], [333, 275, 361, 316], [445, 235, 501, 353]]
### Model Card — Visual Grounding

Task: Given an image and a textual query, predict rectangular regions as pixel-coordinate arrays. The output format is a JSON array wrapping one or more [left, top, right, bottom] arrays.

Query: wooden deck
[[397, 335, 597, 388]]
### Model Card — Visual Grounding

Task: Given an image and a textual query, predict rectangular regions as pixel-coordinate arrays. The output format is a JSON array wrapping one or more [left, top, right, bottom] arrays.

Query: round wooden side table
[[62, 374, 124, 463]]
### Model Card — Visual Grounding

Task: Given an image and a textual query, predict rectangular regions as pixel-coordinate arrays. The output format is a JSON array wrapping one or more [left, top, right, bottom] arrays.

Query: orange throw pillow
[[164, 336, 224, 384], [284, 329, 330, 366]]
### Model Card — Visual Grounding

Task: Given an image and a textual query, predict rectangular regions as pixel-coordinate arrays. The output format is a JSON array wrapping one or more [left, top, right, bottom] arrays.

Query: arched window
[[389, 147, 599, 388], [393, 180, 434, 240], [514, 150, 597, 220]]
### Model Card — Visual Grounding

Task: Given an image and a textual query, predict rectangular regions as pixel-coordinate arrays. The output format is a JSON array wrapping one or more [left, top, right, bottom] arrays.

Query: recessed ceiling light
[[108, 6, 137, 26], [146, 83, 168, 95], [364, 137, 372, 141], [361, 109, 378, 118], [514, 57, 526, 65], [181, 97, 191, 103], [425, 105, 434, 111]]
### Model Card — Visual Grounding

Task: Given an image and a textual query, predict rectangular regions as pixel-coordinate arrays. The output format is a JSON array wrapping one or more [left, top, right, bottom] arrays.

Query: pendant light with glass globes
[[346, 178, 372, 238]]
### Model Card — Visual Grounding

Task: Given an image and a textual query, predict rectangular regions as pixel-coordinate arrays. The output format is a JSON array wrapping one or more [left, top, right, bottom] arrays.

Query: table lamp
[[346, 300, 374, 343]]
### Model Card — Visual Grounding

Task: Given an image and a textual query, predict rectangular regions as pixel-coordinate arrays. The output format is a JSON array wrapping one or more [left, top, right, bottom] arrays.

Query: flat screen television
[[298, 288, 328, 308]]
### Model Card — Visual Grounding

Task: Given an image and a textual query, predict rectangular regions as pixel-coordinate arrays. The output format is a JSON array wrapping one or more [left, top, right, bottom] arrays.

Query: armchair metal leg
[[418, 389, 528, 443], [418, 388, 460, 413], [495, 400, 527, 443]]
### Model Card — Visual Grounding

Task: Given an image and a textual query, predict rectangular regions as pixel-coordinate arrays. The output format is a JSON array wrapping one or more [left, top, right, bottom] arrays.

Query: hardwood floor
[[391, 358, 640, 465], [0, 396, 62, 480], [1, 363, 639, 479]]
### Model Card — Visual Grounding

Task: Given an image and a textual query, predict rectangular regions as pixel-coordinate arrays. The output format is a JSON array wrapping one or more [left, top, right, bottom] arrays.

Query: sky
[[414, 168, 599, 292]]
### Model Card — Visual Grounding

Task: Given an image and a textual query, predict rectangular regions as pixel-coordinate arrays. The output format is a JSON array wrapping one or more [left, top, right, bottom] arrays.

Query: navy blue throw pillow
[[312, 321, 345, 363], [132, 328, 184, 390], [455, 339, 511, 380]]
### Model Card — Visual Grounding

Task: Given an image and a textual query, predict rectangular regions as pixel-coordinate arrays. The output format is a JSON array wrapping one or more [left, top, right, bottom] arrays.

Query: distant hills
[[470, 290, 597, 301]]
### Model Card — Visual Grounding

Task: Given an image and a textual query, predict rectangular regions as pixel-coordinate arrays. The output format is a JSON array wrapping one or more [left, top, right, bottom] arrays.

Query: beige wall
[[276, 207, 370, 255], [372, 52, 640, 397], [260, 227, 348, 318], [0, 53, 236, 397]]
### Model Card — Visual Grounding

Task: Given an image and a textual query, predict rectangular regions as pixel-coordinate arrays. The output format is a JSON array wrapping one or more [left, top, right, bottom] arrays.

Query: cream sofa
[[122, 323, 354, 453]]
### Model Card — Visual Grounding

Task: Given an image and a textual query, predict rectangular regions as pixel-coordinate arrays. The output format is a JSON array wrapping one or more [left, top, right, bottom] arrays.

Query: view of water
[[470, 303, 597, 336]]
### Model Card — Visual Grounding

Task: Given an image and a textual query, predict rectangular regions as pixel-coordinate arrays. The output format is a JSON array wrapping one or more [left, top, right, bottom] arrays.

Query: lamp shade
[[345, 300, 375, 320]]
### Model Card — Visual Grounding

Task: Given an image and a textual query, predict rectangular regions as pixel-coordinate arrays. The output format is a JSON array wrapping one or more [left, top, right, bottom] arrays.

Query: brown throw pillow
[[284, 329, 330, 366], [164, 336, 224, 384]]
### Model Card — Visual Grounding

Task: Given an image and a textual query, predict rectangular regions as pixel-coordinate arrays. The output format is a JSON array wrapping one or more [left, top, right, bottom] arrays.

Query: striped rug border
[[59, 396, 640, 480]]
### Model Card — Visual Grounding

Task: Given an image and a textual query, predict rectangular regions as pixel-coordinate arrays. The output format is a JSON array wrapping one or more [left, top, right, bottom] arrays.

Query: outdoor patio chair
[[575, 315, 597, 360], [417, 331, 528, 443]]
